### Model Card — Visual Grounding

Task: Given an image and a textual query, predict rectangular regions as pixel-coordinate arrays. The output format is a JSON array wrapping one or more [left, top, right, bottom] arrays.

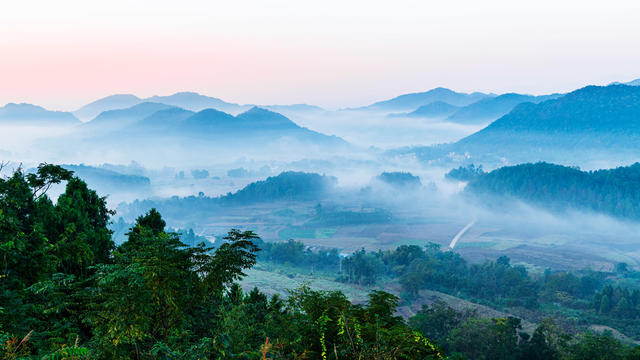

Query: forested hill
[[466, 162, 640, 220], [220, 171, 337, 204], [454, 85, 640, 159], [388, 85, 640, 165], [117, 171, 336, 219]]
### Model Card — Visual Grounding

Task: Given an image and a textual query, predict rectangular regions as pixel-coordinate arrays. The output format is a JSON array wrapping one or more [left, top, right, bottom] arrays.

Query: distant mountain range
[[74, 92, 249, 121], [81, 102, 175, 132], [356, 87, 493, 112], [72, 94, 142, 121], [0, 103, 79, 126], [444, 93, 562, 124], [73, 92, 329, 122], [66, 103, 349, 161], [610, 78, 640, 86], [455, 85, 640, 161], [389, 93, 562, 124], [389, 101, 460, 118], [94, 104, 342, 142], [392, 84, 640, 164]]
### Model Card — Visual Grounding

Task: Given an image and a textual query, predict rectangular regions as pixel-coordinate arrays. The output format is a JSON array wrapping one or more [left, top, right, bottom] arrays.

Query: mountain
[[132, 107, 195, 130], [145, 92, 250, 114], [165, 106, 347, 147], [179, 108, 238, 133], [0, 103, 79, 126], [445, 93, 562, 124], [449, 85, 640, 162], [75, 92, 250, 122], [72, 105, 349, 162], [73, 94, 142, 121], [82, 102, 175, 132], [389, 101, 460, 118], [235, 106, 301, 130], [357, 87, 492, 112]]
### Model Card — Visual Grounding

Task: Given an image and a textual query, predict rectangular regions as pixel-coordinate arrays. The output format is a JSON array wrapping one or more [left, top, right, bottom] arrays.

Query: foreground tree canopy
[[1, 164, 640, 359], [0, 164, 441, 359]]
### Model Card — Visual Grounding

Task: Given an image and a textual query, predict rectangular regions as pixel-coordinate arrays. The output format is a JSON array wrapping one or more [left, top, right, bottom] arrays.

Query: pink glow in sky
[[1, 0, 640, 110]]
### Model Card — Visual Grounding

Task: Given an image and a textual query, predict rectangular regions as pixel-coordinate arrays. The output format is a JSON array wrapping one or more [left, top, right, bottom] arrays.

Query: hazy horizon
[[2, 0, 640, 110]]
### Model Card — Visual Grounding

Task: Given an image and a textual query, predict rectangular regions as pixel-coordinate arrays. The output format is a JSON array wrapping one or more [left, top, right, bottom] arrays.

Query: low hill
[[376, 171, 422, 188], [0, 103, 79, 126], [466, 162, 640, 220], [221, 171, 337, 204]]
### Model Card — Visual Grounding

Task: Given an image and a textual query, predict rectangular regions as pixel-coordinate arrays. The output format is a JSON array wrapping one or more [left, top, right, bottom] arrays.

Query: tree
[[519, 318, 570, 360], [409, 301, 475, 350], [568, 331, 625, 360], [92, 212, 259, 358]]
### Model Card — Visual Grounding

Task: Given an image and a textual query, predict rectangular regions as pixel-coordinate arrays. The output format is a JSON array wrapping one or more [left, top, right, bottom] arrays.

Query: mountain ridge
[[0, 103, 79, 126]]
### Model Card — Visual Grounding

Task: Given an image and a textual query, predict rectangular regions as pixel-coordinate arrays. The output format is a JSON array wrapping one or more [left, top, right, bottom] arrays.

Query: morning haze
[[2, 1, 640, 359]]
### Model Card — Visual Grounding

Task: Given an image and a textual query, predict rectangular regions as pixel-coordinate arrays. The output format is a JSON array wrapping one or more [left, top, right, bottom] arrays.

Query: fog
[[2, 89, 640, 275]]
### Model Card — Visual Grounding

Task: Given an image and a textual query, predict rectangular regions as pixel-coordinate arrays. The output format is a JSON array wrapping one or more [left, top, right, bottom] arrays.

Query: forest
[[465, 162, 640, 220], [3, 164, 640, 359]]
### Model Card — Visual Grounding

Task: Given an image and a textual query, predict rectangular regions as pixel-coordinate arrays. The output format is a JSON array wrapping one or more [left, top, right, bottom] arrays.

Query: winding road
[[448, 220, 476, 249]]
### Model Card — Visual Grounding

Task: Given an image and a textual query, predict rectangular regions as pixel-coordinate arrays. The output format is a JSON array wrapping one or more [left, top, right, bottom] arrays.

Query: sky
[[1, 0, 639, 110]]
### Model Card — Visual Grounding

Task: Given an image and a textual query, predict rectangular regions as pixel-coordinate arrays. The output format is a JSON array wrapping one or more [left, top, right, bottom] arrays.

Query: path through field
[[449, 220, 475, 249]]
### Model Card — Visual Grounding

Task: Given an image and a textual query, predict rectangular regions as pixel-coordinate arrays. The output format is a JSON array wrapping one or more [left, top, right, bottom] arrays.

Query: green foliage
[[4, 163, 640, 359], [467, 162, 640, 220], [259, 238, 340, 270], [221, 171, 336, 204]]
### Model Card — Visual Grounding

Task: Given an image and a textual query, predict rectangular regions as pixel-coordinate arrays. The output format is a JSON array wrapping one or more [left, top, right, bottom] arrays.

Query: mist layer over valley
[[6, 78, 640, 355], [5, 82, 640, 272]]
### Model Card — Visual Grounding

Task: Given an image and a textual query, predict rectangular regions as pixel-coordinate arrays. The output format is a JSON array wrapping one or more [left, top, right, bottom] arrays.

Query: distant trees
[[190, 169, 209, 179], [258, 238, 341, 270], [593, 285, 640, 318], [376, 171, 422, 188], [336, 244, 538, 306], [446, 164, 485, 182], [408, 302, 640, 360]]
